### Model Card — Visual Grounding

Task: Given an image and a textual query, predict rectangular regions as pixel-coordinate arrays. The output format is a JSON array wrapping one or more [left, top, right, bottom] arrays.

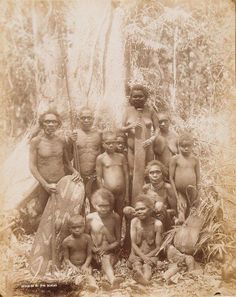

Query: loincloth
[[92, 247, 120, 266]]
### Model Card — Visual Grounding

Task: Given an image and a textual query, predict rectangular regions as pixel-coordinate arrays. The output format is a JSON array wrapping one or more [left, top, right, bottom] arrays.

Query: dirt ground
[[1, 234, 236, 297]]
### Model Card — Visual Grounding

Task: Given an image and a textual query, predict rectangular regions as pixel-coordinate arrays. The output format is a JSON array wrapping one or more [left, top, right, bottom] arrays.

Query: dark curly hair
[[129, 84, 149, 101], [144, 160, 168, 181], [38, 110, 62, 128]]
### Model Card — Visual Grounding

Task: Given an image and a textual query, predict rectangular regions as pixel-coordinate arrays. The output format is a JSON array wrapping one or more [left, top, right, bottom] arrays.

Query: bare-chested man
[[29, 111, 80, 204], [128, 195, 163, 285], [70, 107, 102, 208], [86, 189, 123, 288], [144, 112, 178, 169], [96, 132, 129, 221]]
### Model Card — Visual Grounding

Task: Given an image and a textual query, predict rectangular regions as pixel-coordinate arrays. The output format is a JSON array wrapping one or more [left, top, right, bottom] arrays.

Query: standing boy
[[86, 189, 123, 288], [169, 133, 200, 224], [96, 132, 129, 221]]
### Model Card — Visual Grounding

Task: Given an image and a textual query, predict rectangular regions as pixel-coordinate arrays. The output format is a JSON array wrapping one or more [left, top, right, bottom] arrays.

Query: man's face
[[79, 110, 94, 131], [70, 220, 85, 237], [131, 89, 146, 109], [148, 165, 163, 184], [135, 202, 150, 220], [94, 197, 112, 217], [42, 114, 60, 135], [103, 136, 116, 154]]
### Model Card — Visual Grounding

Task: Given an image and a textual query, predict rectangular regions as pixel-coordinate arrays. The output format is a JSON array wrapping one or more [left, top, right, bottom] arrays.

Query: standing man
[[70, 107, 102, 209]]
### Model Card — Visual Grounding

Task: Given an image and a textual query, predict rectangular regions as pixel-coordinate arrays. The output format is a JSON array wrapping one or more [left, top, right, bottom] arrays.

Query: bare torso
[[124, 106, 155, 151], [132, 217, 159, 254], [76, 129, 101, 176], [86, 212, 118, 249], [153, 131, 178, 167], [99, 152, 125, 194], [63, 234, 90, 266], [36, 135, 65, 183], [174, 155, 197, 194]]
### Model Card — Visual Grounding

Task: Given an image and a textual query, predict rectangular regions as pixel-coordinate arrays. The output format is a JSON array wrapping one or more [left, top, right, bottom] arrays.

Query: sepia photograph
[[0, 0, 235, 296]]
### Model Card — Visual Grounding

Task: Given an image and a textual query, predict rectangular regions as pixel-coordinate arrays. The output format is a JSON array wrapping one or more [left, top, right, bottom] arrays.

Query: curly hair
[[129, 84, 149, 101], [135, 194, 155, 210], [144, 160, 168, 180], [38, 110, 62, 128], [68, 215, 85, 227], [178, 133, 194, 146], [91, 188, 115, 208]]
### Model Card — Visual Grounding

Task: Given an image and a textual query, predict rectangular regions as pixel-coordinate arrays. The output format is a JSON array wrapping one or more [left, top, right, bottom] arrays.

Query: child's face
[[103, 136, 116, 153], [148, 165, 163, 184], [158, 115, 170, 132], [116, 137, 126, 152], [70, 220, 85, 237], [179, 140, 193, 156], [135, 202, 150, 220], [94, 196, 112, 217]]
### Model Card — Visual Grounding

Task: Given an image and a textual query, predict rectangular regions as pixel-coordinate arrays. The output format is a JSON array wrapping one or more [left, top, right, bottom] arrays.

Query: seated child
[[86, 188, 123, 288], [169, 133, 200, 224], [128, 195, 163, 285], [62, 215, 98, 291], [96, 132, 129, 223]]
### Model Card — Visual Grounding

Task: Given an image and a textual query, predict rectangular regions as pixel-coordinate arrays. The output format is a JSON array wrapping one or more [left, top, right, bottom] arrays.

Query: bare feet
[[112, 276, 124, 289], [133, 271, 149, 286]]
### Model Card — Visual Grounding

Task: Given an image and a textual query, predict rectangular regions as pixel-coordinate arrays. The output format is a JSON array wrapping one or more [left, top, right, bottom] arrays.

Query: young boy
[[62, 215, 98, 291], [143, 112, 178, 169], [169, 133, 200, 224], [96, 132, 129, 221], [128, 195, 163, 285], [86, 189, 123, 288], [115, 130, 127, 155]]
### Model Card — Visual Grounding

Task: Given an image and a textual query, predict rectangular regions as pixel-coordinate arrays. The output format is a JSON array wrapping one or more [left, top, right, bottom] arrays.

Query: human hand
[[71, 171, 82, 182], [81, 264, 90, 274], [69, 263, 78, 274], [43, 183, 57, 194], [143, 139, 152, 148]]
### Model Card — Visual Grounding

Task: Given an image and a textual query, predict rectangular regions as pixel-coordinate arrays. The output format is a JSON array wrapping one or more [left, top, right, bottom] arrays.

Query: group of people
[[28, 85, 200, 289]]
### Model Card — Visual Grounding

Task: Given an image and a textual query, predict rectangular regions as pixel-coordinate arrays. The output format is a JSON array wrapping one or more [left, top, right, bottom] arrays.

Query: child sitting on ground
[[86, 188, 123, 288], [128, 195, 163, 285], [169, 133, 200, 224], [62, 215, 98, 291]]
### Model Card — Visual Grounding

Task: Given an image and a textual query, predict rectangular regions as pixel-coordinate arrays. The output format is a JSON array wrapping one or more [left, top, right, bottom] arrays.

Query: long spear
[[57, 9, 80, 172]]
